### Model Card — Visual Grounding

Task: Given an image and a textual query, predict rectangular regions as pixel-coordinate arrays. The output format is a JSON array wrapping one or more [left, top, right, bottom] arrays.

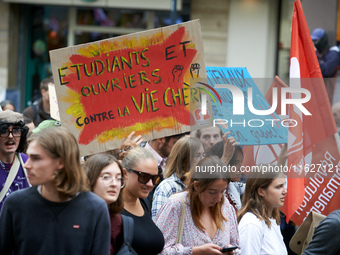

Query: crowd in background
[[0, 99, 291, 254], [1, 26, 340, 254]]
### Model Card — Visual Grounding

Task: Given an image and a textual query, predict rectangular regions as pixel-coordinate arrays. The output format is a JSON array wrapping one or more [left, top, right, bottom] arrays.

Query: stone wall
[[191, 0, 229, 67]]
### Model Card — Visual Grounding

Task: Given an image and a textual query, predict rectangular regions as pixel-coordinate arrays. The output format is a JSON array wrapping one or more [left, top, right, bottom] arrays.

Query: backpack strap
[[121, 214, 134, 251], [176, 197, 186, 244], [0, 153, 21, 202], [18, 153, 31, 187]]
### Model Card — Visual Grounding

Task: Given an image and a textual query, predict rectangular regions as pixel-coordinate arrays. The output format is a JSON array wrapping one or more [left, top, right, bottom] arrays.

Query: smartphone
[[221, 246, 238, 253]]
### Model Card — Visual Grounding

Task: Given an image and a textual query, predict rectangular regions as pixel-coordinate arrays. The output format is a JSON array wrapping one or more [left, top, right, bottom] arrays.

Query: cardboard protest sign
[[205, 66, 288, 145], [50, 20, 210, 156]]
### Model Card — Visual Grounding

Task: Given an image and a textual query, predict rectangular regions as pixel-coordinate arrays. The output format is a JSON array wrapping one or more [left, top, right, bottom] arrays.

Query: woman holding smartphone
[[155, 156, 240, 255], [237, 165, 287, 255]]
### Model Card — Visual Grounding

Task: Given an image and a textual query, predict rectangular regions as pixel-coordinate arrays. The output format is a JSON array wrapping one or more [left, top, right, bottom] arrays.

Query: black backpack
[[116, 215, 138, 255]]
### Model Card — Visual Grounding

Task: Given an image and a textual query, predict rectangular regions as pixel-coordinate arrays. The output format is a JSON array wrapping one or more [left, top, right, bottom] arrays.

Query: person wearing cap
[[0, 110, 29, 212], [311, 28, 340, 104]]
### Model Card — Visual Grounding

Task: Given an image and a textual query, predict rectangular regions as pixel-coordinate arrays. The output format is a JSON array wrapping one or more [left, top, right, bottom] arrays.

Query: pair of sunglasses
[[0, 127, 22, 138], [126, 168, 161, 185]]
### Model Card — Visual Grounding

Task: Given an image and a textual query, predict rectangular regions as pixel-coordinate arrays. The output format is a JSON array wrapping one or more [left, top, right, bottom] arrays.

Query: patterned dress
[[154, 191, 240, 255]]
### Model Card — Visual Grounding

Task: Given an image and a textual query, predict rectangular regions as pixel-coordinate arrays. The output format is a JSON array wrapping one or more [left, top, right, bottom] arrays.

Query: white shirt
[[239, 212, 287, 255]]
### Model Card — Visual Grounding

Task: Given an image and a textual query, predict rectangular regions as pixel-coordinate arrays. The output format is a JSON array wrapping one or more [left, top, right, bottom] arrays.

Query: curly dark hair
[[0, 121, 29, 152]]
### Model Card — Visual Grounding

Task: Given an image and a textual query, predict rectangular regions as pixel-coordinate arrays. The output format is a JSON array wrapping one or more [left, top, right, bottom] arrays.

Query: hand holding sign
[[50, 20, 210, 156], [221, 131, 237, 165], [277, 143, 287, 166], [123, 131, 144, 147]]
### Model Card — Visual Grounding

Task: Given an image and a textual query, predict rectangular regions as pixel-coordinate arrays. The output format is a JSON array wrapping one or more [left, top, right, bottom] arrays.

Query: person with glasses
[[0, 110, 29, 212], [0, 127, 110, 255], [84, 153, 134, 255], [121, 147, 165, 255]]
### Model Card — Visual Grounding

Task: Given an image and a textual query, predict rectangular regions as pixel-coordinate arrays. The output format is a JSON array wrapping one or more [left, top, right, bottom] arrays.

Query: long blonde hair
[[186, 156, 230, 232], [164, 137, 202, 181]]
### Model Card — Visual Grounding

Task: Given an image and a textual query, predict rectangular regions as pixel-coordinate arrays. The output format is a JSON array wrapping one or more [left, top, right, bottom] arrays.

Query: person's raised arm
[[123, 131, 143, 147], [221, 131, 237, 166], [277, 144, 287, 167]]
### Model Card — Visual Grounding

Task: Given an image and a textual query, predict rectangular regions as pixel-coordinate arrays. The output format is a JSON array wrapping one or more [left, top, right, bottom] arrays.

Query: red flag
[[243, 1, 340, 225], [286, 0, 339, 223]]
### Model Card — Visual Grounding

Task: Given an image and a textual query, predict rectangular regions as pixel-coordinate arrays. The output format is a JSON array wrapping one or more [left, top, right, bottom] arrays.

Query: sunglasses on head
[[126, 168, 161, 185]]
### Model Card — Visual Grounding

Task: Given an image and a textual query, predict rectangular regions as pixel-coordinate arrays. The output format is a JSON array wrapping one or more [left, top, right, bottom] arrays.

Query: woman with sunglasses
[[155, 156, 240, 255], [84, 153, 131, 255], [121, 147, 165, 255]]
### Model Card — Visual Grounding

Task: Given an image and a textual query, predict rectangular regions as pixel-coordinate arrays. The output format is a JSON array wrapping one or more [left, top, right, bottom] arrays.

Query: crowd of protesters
[[0, 66, 339, 255], [0, 103, 285, 255], [0, 104, 338, 254]]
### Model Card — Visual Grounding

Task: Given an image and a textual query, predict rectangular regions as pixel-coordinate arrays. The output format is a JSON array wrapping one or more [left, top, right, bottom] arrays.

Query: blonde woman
[[152, 136, 204, 219], [121, 147, 164, 255], [84, 153, 130, 254]]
